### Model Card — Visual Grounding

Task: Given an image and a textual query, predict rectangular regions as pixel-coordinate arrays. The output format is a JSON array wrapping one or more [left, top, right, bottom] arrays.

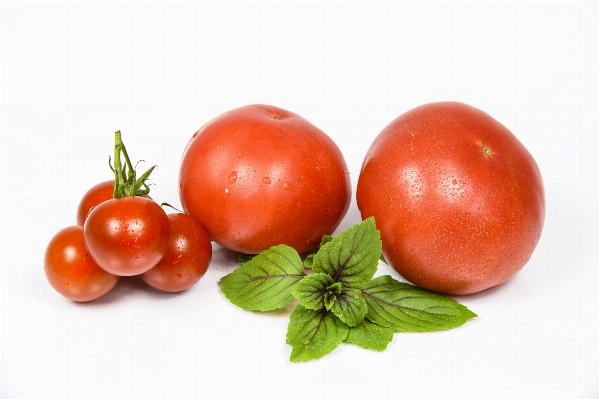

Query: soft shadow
[[334, 201, 362, 235], [208, 244, 241, 275], [73, 275, 191, 307]]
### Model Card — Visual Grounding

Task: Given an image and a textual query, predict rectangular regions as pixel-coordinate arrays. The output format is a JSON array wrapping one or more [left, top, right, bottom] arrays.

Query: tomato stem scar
[[480, 144, 491, 156]]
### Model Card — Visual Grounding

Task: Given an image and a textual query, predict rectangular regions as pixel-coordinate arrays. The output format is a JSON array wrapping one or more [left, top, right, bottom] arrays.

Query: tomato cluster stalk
[[110, 130, 155, 199]]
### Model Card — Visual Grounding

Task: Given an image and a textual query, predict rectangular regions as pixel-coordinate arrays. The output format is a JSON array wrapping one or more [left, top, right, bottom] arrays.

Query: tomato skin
[[76, 180, 114, 225], [179, 104, 351, 254], [45, 225, 119, 302], [140, 213, 212, 292], [357, 102, 545, 295], [83, 197, 171, 276]]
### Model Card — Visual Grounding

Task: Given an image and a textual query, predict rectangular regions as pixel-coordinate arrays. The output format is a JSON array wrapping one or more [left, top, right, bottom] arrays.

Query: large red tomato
[[179, 104, 351, 254], [357, 102, 545, 295]]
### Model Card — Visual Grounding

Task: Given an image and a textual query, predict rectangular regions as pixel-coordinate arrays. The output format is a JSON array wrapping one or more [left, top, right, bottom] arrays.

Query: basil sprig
[[220, 217, 477, 362]]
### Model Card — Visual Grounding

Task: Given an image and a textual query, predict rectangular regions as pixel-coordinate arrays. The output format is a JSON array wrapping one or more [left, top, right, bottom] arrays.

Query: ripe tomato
[[45, 225, 119, 302], [140, 213, 212, 292], [357, 102, 545, 295], [83, 196, 171, 276], [179, 104, 351, 254], [76, 180, 114, 225]]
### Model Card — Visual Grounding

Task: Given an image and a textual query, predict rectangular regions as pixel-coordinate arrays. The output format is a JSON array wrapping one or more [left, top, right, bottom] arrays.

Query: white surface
[[2, 2, 598, 398]]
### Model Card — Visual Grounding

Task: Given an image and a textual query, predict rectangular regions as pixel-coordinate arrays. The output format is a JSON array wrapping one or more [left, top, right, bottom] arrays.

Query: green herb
[[362, 275, 477, 332], [312, 217, 380, 288], [290, 273, 335, 310], [303, 234, 332, 269], [221, 244, 305, 311], [286, 305, 349, 362], [346, 320, 394, 351], [329, 287, 368, 327], [221, 217, 477, 362]]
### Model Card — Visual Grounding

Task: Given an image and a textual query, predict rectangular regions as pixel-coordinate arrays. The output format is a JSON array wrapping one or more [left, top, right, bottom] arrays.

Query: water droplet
[[263, 177, 271, 184], [237, 152, 243, 157], [224, 188, 229, 194], [284, 182, 293, 190], [228, 171, 238, 184], [63, 281, 69, 286]]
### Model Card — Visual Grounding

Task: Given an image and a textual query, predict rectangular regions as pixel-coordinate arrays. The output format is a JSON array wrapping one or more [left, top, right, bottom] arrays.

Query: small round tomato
[[83, 196, 171, 276], [357, 102, 545, 295], [45, 225, 119, 302], [179, 104, 351, 254], [76, 180, 114, 225], [140, 213, 212, 292]]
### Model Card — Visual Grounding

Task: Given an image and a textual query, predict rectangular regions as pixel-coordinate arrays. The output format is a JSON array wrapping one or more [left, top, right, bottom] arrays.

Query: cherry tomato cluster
[[45, 132, 212, 302]]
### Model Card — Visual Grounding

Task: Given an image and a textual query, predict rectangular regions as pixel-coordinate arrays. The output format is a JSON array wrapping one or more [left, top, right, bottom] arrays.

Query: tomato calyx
[[109, 130, 156, 199]]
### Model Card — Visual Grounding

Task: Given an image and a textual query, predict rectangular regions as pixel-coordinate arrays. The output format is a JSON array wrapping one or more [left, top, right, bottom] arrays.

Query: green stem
[[111, 130, 157, 199], [113, 131, 125, 198]]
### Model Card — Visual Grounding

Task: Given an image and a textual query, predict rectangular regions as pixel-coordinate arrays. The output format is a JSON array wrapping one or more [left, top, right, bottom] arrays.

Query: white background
[[2, 1, 598, 398]]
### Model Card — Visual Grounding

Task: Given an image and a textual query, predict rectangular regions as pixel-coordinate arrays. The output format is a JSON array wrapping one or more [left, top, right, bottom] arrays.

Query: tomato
[[76, 180, 114, 225], [357, 102, 545, 295], [83, 196, 171, 276], [45, 225, 119, 302], [140, 213, 212, 292], [179, 104, 351, 254]]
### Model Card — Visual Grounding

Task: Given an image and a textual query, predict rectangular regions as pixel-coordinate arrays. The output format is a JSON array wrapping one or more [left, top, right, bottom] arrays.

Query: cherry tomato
[[45, 225, 119, 302], [179, 104, 351, 254], [76, 180, 114, 225], [357, 102, 545, 295], [140, 213, 212, 292], [83, 196, 171, 276]]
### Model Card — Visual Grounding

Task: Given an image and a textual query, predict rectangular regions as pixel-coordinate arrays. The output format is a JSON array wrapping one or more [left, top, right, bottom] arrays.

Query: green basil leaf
[[312, 217, 381, 288], [319, 234, 333, 247], [330, 287, 368, 327], [221, 244, 305, 311], [304, 235, 332, 269], [324, 293, 336, 310], [286, 305, 349, 362], [346, 320, 394, 351], [362, 275, 477, 332], [304, 253, 315, 269], [290, 273, 334, 310]]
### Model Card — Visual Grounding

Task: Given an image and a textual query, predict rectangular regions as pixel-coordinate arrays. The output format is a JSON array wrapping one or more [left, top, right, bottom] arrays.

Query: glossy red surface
[[76, 180, 114, 226], [84, 197, 171, 276], [179, 104, 351, 254], [45, 225, 119, 302], [357, 102, 545, 295], [140, 213, 212, 292]]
